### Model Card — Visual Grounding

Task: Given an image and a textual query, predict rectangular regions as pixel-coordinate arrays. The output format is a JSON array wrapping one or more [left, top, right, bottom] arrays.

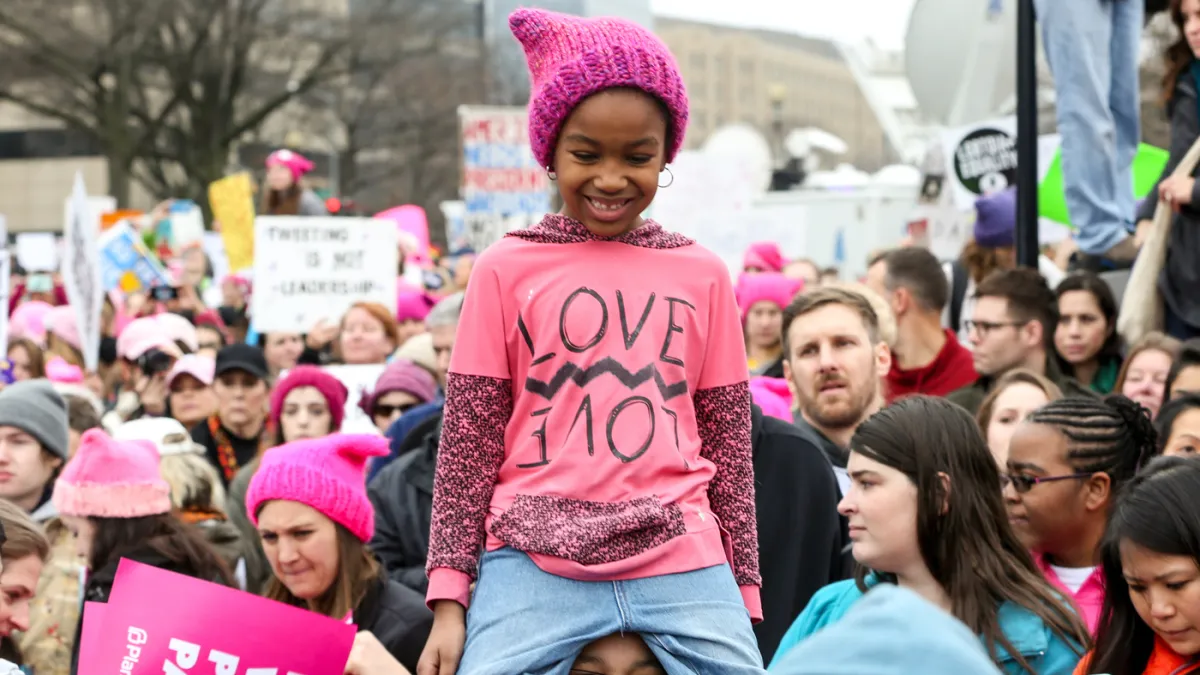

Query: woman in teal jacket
[[769, 397, 1090, 675]]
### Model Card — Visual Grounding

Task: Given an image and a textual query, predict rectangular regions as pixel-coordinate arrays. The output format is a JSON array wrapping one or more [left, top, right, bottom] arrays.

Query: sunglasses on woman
[[373, 402, 417, 419]]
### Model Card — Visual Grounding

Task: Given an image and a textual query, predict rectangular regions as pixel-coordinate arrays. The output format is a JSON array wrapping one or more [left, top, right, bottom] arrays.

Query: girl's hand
[[417, 602, 466, 675], [345, 632, 410, 675], [1160, 176, 1196, 211]]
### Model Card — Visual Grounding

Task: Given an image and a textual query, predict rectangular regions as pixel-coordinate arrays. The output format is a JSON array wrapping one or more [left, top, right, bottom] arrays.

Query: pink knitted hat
[[395, 288, 436, 324], [52, 428, 172, 518], [743, 242, 786, 273], [735, 272, 804, 322], [268, 366, 349, 432], [9, 301, 53, 346], [43, 306, 81, 350], [266, 149, 315, 182], [246, 434, 388, 542], [509, 8, 688, 169]]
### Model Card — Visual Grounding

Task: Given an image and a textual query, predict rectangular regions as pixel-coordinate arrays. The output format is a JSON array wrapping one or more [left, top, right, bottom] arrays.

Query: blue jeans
[[457, 548, 764, 675], [1036, 0, 1142, 255]]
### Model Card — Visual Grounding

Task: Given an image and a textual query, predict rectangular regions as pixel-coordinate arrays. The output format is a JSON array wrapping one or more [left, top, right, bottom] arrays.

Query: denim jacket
[[769, 577, 1084, 675]]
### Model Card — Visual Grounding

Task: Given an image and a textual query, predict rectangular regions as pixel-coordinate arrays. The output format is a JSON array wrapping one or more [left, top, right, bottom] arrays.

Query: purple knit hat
[[269, 366, 349, 432], [509, 8, 689, 169], [974, 188, 1016, 248], [246, 434, 388, 542], [359, 358, 438, 415]]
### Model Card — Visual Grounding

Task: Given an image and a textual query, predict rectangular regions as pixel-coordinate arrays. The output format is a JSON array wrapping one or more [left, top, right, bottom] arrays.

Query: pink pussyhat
[[743, 242, 786, 273], [9, 300, 54, 346], [750, 376, 793, 422], [45, 357, 84, 384], [509, 8, 689, 169], [246, 434, 388, 543], [43, 306, 81, 350], [735, 272, 804, 322], [52, 428, 171, 518], [266, 149, 315, 182]]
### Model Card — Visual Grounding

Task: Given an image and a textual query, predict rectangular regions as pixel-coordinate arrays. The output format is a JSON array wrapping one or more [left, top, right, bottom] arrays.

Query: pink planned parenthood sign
[[78, 559, 355, 675]]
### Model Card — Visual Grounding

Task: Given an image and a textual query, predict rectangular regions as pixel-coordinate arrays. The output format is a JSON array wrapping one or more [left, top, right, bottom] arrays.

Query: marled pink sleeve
[[425, 256, 513, 609], [695, 267, 761, 619]]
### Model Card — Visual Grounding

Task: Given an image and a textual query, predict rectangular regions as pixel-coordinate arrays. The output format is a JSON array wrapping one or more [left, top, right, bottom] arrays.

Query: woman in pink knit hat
[[246, 434, 432, 673], [53, 429, 234, 674], [224, 366, 348, 595], [419, 7, 763, 675], [42, 306, 83, 370], [262, 149, 327, 216]]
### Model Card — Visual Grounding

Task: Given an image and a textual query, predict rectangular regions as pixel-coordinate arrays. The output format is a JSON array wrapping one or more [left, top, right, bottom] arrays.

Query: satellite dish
[[702, 124, 773, 195], [905, 0, 1017, 125], [785, 128, 848, 157]]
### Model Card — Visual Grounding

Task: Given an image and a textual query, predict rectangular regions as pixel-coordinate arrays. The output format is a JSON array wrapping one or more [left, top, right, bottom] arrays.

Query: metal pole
[[1015, 0, 1039, 268], [330, 147, 340, 199]]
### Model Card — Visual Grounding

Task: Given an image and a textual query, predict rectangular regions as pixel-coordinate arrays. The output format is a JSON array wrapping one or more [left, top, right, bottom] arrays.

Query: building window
[[690, 52, 706, 70], [0, 128, 103, 160]]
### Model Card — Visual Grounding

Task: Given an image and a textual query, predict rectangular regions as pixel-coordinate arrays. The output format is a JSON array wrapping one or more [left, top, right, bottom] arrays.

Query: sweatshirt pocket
[[489, 494, 687, 566]]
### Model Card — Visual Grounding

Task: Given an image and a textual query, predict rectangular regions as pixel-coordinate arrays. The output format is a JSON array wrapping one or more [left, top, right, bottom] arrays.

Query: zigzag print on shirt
[[525, 357, 689, 401]]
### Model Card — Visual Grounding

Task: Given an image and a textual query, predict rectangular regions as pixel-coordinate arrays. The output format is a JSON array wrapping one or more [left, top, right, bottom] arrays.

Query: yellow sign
[[208, 173, 255, 272]]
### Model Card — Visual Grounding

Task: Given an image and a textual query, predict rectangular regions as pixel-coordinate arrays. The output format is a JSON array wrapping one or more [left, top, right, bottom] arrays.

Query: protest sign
[[15, 233, 58, 272], [459, 105, 550, 251], [83, 560, 354, 675], [252, 217, 397, 334], [62, 173, 104, 371], [79, 603, 106, 675], [169, 200, 206, 249], [376, 205, 432, 266], [940, 117, 1018, 210], [1038, 141, 1168, 227], [98, 222, 171, 293], [209, 173, 255, 272], [322, 364, 387, 435]]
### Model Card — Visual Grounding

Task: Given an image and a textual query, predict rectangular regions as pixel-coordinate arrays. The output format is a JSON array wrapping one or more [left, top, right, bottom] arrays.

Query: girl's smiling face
[[554, 88, 669, 238]]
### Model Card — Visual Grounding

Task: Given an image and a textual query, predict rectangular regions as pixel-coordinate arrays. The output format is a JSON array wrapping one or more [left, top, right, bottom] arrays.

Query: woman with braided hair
[[1005, 395, 1159, 635]]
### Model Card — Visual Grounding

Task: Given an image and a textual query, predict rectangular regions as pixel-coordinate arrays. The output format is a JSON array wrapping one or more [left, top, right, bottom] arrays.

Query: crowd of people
[[0, 2, 1196, 675]]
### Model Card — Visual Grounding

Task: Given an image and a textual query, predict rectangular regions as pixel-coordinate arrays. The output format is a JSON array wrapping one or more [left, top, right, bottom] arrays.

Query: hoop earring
[[546, 167, 557, 181], [658, 166, 674, 189]]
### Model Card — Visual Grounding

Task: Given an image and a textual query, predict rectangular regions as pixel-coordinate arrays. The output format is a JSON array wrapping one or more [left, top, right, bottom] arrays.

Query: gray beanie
[[0, 380, 70, 460]]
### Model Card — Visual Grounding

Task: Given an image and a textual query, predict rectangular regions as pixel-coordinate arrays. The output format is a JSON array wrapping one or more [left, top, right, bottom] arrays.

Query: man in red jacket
[[865, 248, 976, 401]]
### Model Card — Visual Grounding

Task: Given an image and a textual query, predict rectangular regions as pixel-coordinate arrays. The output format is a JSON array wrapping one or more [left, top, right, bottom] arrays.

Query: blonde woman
[[114, 418, 245, 586]]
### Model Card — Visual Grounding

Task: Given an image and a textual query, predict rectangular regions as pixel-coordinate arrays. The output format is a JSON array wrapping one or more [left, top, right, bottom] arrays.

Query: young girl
[[770, 396, 1088, 674], [1054, 273, 1121, 394], [737, 272, 801, 379], [1004, 395, 1158, 634], [1075, 456, 1200, 675], [419, 8, 762, 675], [262, 149, 326, 216]]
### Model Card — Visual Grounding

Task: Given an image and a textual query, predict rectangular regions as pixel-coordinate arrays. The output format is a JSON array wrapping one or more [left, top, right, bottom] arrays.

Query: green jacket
[[947, 358, 1098, 416]]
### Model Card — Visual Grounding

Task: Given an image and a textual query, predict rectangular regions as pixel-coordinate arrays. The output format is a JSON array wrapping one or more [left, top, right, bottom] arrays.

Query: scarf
[[206, 415, 270, 482]]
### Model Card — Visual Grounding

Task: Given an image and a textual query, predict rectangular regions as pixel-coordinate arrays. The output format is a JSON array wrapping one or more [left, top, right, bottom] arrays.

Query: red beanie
[[269, 367, 349, 431]]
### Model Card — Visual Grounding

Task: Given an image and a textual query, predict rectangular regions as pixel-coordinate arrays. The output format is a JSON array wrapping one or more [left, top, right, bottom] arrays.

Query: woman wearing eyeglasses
[[1004, 394, 1158, 636]]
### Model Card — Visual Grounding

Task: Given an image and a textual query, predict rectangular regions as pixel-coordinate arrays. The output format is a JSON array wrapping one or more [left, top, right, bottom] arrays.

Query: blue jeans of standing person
[[455, 547, 765, 675], [1036, 0, 1142, 255]]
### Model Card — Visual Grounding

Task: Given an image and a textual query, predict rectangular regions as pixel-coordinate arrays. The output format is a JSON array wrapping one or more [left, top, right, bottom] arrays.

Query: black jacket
[[353, 574, 434, 674], [368, 415, 441, 593], [750, 405, 850, 664]]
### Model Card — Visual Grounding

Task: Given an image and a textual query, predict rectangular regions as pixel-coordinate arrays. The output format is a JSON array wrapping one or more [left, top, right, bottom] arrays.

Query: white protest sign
[[323, 364, 387, 435], [15, 233, 58, 272], [940, 116, 1018, 210], [61, 173, 104, 370], [252, 216, 398, 333]]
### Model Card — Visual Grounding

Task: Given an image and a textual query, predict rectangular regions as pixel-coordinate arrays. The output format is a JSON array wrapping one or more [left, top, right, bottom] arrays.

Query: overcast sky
[[649, 0, 919, 49]]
